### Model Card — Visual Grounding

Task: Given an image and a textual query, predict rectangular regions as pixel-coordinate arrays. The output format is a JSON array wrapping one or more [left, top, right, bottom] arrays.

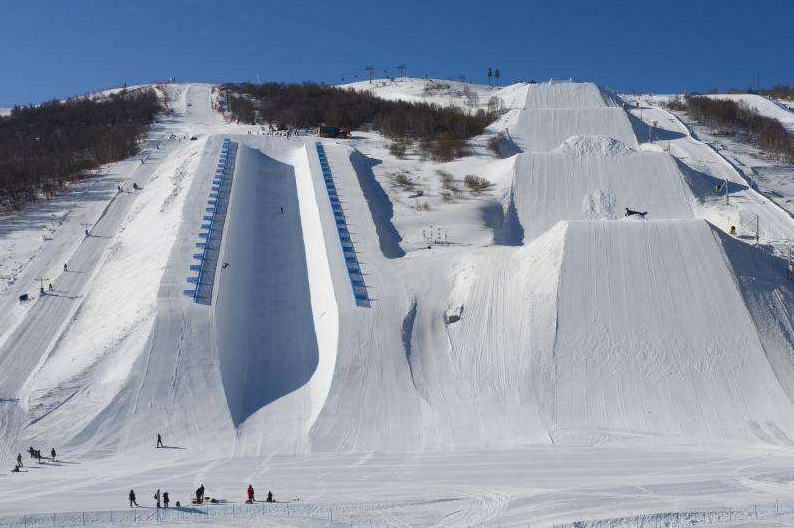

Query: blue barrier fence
[[315, 143, 370, 308], [185, 139, 237, 305]]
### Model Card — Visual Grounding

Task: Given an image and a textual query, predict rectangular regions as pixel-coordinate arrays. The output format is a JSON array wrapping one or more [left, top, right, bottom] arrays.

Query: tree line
[[669, 95, 794, 163], [0, 88, 163, 210], [222, 82, 500, 161]]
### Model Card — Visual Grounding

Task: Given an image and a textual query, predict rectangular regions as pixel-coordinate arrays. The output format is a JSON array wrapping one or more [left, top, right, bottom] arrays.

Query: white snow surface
[[4, 82, 794, 527]]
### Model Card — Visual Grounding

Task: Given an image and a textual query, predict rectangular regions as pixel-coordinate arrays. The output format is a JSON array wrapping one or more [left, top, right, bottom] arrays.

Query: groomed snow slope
[[510, 108, 638, 152], [554, 219, 794, 445], [522, 81, 620, 109], [509, 141, 694, 242]]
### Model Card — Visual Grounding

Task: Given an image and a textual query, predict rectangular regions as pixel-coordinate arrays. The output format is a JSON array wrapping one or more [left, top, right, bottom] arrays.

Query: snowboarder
[[154, 489, 161, 508], [266, 491, 273, 503], [246, 484, 254, 503], [12, 464, 20, 473], [624, 208, 647, 218], [133, 182, 139, 190], [129, 490, 139, 508], [50, 448, 56, 461], [16, 453, 22, 467], [163, 491, 170, 508], [156, 433, 163, 448], [222, 262, 229, 269]]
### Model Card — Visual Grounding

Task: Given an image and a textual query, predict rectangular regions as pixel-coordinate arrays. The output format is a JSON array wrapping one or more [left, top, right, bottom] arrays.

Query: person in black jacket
[[129, 490, 139, 508]]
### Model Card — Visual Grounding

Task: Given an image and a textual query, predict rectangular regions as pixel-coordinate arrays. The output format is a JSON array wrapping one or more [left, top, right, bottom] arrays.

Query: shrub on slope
[[0, 88, 163, 210], [670, 95, 794, 162], [222, 82, 498, 161]]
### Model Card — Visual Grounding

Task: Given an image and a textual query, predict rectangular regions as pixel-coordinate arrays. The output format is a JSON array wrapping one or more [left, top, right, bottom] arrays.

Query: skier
[[16, 453, 22, 467], [63, 263, 68, 272], [280, 206, 284, 214], [246, 484, 254, 503], [163, 491, 170, 508], [266, 491, 273, 503], [156, 433, 164, 448], [50, 448, 56, 461], [48, 283, 53, 292], [154, 489, 161, 509], [129, 489, 139, 508]]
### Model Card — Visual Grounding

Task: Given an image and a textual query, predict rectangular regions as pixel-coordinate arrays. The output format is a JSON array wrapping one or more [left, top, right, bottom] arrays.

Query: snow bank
[[552, 135, 634, 157]]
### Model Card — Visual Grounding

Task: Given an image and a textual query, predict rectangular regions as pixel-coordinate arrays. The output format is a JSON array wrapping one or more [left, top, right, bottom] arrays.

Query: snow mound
[[553, 135, 634, 157]]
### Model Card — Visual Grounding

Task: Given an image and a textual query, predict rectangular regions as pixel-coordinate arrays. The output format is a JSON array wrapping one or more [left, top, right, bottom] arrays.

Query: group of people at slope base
[[128, 484, 274, 509], [128, 489, 170, 509], [127, 435, 275, 509], [11, 446, 57, 472]]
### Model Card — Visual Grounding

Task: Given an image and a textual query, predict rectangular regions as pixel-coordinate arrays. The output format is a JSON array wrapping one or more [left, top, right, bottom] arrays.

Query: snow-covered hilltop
[[3, 79, 794, 526]]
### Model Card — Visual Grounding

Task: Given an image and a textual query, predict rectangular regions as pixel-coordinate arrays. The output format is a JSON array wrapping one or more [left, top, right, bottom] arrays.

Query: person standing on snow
[[154, 489, 161, 508], [156, 433, 164, 448], [16, 454, 22, 467], [163, 491, 170, 508], [246, 484, 254, 503], [50, 448, 56, 461], [129, 489, 139, 508]]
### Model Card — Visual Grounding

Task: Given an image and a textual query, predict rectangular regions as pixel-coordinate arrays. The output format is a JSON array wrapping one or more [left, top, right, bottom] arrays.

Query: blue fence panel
[[186, 139, 238, 305], [315, 142, 369, 307]]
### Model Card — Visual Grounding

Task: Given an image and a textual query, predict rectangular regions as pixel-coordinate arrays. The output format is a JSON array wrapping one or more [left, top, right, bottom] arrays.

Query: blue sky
[[1, 0, 792, 105]]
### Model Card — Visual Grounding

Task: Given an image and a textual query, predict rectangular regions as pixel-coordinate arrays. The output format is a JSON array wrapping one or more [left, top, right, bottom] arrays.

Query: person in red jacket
[[246, 484, 254, 503]]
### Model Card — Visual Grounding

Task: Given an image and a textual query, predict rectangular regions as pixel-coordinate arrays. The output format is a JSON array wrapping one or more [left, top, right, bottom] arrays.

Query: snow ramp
[[552, 219, 794, 445], [508, 142, 695, 243], [506, 82, 634, 152], [523, 81, 621, 109], [510, 108, 638, 152]]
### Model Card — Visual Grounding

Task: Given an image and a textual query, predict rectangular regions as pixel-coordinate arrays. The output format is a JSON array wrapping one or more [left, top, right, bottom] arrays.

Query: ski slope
[[4, 80, 794, 527], [706, 93, 794, 131]]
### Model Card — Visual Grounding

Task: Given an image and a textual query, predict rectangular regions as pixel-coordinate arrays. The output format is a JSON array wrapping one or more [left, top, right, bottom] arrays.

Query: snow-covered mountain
[[4, 79, 794, 526]]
